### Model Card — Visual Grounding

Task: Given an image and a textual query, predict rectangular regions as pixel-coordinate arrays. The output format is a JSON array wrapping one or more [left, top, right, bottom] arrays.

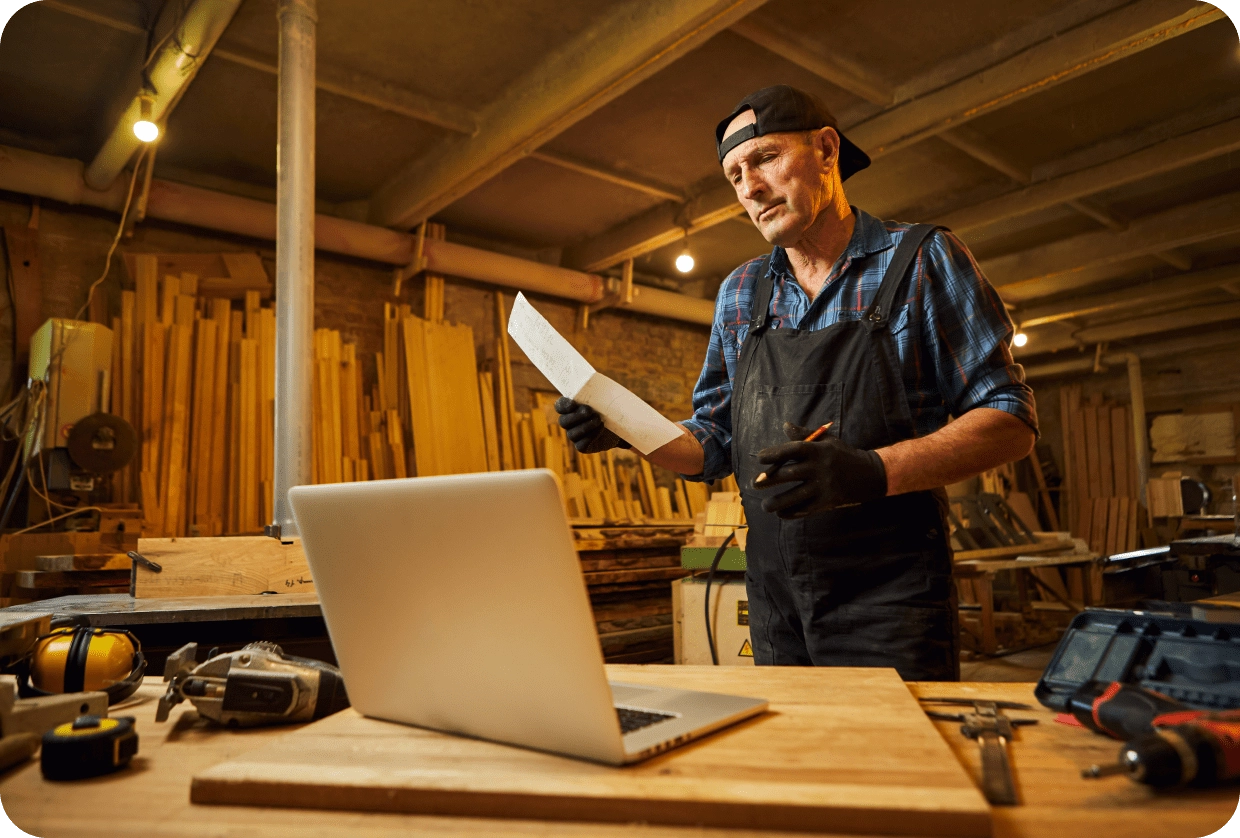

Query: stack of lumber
[[574, 527, 693, 662], [1058, 385, 1143, 559], [107, 256, 716, 537], [115, 254, 276, 537]]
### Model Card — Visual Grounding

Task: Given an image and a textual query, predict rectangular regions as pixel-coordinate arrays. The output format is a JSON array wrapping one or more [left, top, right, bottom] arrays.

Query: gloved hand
[[555, 398, 631, 454], [754, 422, 887, 518]]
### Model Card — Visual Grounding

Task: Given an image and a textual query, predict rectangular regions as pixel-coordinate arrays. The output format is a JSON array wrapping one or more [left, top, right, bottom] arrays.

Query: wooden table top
[[1, 671, 1235, 838]]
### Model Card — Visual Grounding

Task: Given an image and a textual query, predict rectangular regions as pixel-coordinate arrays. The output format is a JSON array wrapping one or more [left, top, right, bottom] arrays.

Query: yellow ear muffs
[[18, 627, 145, 705]]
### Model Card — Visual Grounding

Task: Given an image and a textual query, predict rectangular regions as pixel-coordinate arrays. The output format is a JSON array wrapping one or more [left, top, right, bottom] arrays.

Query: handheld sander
[[156, 642, 349, 727]]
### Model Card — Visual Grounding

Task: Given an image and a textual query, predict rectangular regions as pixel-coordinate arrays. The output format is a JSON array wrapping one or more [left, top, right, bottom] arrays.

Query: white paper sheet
[[507, 293, 682, 455]]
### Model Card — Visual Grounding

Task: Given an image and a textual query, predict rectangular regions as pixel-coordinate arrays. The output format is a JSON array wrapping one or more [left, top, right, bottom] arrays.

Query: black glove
[[754, 423, 887, 518], [555, 398, 631, 454]]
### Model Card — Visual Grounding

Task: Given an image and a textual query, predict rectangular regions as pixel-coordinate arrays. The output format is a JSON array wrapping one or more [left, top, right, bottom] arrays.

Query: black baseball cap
[[715, 85, 871, 180]]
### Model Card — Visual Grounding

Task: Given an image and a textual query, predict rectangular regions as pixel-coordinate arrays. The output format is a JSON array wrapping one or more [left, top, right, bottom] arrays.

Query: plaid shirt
[[681, 208, 1038, 482]]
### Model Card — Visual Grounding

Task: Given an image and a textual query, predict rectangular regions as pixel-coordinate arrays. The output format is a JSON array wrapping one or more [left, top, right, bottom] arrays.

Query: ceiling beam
[[41, 0, 145, 34], [563, 0, 1219, 272], [729, 16, 893, 105], [936, 117, 1240, 234], [1014, 263, 1240, 328], [39, 0, 478, 135], [213, 45, 478, 135], [982, 191, 1240, 301], [527, 151, 683, 202], [1072, 299, 1240, 345], [565, 181, 741, 272], [848, 0, 1223, 159], [367, 0, 770, 230], [1021, 330, 1240, 379]]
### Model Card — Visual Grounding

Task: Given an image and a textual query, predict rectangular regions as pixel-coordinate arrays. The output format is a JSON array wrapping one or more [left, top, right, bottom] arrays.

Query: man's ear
[[815, 126, 841, 171]]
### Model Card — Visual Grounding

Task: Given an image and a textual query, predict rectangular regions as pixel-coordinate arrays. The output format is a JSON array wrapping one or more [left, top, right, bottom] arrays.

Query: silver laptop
[[289, 469, 767, 765]]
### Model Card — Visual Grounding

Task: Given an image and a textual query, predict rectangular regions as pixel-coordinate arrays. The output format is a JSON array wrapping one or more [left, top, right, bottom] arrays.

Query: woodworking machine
[[25, 318, 136, 494]]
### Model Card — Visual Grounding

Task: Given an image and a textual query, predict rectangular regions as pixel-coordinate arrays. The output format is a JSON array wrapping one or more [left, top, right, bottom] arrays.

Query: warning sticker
[[737, 600, 748, 626], [738, 639, 753, 657]]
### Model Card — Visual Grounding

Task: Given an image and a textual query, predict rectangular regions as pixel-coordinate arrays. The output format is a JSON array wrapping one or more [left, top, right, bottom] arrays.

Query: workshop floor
[[959, 644, 1057, 682]]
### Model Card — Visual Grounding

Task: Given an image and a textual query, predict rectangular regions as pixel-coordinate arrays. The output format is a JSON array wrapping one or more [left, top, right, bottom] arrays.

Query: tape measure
[[41, 715, 138, 781]]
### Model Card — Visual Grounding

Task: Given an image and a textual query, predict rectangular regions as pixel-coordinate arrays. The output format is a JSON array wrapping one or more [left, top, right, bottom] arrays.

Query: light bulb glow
[[133, 120, 159, 142], [675, 252, 694, 273], [1013, 332, 1028, 347]]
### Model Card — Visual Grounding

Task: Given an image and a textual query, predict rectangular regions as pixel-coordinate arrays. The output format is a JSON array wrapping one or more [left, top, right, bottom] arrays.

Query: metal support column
[[271, 0, 316, 539]]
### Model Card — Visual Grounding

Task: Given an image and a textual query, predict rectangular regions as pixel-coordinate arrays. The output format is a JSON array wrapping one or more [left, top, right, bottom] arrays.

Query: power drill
[[156, 641, 349, 727], [1071, 681, 1240, 788]]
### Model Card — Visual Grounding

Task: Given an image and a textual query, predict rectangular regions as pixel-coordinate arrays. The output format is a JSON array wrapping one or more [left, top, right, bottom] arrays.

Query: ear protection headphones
[[18, 626, 146, 705]]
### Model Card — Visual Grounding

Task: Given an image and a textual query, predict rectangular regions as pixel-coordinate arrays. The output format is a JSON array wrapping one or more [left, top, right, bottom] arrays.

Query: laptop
[[289, 468, 767, 765]]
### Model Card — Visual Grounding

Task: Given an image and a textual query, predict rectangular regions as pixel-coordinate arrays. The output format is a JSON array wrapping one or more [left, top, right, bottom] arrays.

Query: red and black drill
[[1069, 681, 1240, 788]]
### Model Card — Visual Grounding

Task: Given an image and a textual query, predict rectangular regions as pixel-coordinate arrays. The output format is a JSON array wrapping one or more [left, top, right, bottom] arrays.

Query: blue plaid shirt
[[681, 208, 1037, 482]]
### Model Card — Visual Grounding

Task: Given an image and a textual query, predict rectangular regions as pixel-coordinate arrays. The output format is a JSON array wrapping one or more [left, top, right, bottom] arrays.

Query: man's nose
[[739, 168, 765, 201]]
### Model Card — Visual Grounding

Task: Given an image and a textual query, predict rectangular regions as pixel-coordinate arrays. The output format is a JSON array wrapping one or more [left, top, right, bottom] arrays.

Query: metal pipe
[[272, 0, 316, 538], [84, 0, 243, 190], [1124, 353, 1150, 507], [0, 144, 708, 325]]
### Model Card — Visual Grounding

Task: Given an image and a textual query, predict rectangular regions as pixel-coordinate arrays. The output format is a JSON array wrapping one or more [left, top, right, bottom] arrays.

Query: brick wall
[[0, 193, 712, 425]]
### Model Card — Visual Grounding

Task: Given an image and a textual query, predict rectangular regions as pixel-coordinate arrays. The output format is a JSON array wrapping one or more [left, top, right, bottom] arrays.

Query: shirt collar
[[765, 206, 893, 279]]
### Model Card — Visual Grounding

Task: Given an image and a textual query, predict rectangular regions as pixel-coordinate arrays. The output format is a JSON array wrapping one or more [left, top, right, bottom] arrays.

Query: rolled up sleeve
[[922, 231, 1039, 436]]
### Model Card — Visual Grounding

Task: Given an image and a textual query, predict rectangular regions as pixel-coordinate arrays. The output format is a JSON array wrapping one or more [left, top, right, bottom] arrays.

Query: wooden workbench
[[0, 672, 1234, 838]]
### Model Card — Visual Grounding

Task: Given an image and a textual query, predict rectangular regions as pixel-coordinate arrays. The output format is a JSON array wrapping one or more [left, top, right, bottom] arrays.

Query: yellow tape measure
[[41, 716, 138, 781]]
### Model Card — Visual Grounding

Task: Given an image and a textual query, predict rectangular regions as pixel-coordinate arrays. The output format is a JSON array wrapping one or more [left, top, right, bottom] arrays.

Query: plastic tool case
[[1036, 608, 1240, 712]]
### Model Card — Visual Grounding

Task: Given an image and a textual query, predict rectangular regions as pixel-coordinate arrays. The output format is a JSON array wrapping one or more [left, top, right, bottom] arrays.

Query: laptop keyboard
[[615, 706, 676, 734]]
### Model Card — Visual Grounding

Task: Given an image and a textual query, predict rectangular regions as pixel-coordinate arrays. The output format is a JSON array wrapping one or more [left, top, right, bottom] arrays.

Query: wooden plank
[[1089, 498, 1108, 555], [190, 666, 990, 836], [190, 319, 218, 535], [207, 300, 232, 536], [1059, 385, 1075, 533], [1104, 497, 1122, 558], [16, 569, 129, 589], [494, 293, 519, 470], [478, 372, 500, 472], [1083, 405, 1101, 500], [1097, 404, 1114, 498], [34, 553, 130, 571], [133, 536, 314, 598], [141, 323, 166, 513], [1111, 406, 1130, 499], [164, 325, 193, 537], [239, 339, 259, 531], [159, 274, 179, 326], [119, 290, 137, 503]]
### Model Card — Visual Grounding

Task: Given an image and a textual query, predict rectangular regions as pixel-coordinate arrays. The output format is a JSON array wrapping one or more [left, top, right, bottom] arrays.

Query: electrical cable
[[704, 529, 737, 666], [75, 147, 147, 322], [0, 453, 27, 533]]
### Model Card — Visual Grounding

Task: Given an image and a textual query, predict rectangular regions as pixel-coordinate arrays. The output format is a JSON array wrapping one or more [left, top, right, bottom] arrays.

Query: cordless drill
[[1071, 681, 1240, 788]]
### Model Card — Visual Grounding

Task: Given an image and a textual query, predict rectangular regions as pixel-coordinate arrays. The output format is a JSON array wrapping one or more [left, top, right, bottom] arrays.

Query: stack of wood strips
[[109, 258, 717, 537], [1058, 385, 1142, 558], [114, 254, 276, 537]]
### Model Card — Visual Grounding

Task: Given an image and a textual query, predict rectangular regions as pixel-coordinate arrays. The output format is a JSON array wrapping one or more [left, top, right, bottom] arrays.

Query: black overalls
[[730, 224, 959, 681]]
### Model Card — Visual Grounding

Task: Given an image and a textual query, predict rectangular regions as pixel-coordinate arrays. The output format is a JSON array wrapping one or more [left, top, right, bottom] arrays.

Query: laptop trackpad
[[610, 681, 682, 708]]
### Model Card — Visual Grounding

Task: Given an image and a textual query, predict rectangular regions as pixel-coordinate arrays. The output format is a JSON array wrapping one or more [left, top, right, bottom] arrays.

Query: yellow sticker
[[738, 639, 753, 657]]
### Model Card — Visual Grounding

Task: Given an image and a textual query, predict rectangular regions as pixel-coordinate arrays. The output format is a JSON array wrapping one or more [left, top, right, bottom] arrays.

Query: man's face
[[720, 110, 839, 246]]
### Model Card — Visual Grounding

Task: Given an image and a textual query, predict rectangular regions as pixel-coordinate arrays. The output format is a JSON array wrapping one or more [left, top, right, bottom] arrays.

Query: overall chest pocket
[[747, 382, 843, 453]]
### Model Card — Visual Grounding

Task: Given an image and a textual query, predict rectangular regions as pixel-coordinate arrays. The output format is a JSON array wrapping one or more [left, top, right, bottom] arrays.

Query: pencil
[[753, 422, 834, 486]]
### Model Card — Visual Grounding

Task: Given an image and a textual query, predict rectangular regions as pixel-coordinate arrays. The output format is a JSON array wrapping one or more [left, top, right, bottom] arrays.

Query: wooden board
[[34, 553, 130, 571], [191, 666, 990, 836], [132, 537, 314, 598]]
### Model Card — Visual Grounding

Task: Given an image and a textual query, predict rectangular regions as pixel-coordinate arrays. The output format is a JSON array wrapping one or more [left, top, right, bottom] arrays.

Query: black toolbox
[[1036, 608, 1240, 712]]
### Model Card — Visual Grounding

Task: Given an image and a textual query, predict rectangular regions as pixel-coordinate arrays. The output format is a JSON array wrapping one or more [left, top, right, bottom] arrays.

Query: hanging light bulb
[[1013, 331, 1028, 348], [133, 95, 159, 143], [675, 249, 695, 273]]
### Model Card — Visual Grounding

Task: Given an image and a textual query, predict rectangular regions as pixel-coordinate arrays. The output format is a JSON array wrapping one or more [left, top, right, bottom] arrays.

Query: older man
[[558, 85, 1037, 680]]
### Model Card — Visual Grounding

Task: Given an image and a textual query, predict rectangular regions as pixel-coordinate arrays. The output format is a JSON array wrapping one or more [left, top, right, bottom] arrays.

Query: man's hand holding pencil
[[753, 421, 888, 518]]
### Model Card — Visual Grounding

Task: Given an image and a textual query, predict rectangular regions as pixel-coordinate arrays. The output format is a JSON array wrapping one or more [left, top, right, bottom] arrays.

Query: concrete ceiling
[[1, 0, 1238, 362]]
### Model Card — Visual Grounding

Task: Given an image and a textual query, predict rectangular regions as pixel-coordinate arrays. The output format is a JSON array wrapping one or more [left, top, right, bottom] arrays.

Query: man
[[557, 85, 1037, 680]]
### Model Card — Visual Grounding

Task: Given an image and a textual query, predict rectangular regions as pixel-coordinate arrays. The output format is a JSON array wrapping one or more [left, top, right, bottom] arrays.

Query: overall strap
[[864, 224, 938, 329], [746, 254, 775, 331]]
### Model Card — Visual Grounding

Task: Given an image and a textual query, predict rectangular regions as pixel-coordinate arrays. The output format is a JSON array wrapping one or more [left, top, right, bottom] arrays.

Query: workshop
[[0, 0, 1238, 835]]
